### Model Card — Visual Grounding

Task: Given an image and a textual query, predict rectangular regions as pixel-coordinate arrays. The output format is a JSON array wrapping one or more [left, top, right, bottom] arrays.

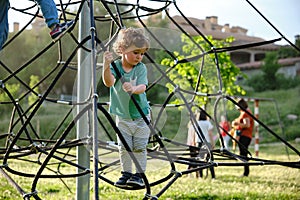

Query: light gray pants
[[116, 115, 151, 173]]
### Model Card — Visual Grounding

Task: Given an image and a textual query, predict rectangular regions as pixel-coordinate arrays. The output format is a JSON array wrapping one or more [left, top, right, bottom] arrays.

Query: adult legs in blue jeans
[[0, 0, 9, 50], [35, 0, 59, 28], [0, 0, 66, 49], [26, 0, 74, 39], [238, 135, 252, 176]]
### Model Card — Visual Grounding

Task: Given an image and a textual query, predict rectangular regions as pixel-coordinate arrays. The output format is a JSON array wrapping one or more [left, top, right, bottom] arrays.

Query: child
[[195, 110, 216, 179], [102, 27, 151, 188], [219, 115, 231, 149], [186, 113, 199, 178], [0, 0, 74, 50]]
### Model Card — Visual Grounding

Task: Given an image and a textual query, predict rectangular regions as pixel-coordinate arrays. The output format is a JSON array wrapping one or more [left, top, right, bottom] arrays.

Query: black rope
[[0, 1, 300, 199], [245, 0, 300, 52]]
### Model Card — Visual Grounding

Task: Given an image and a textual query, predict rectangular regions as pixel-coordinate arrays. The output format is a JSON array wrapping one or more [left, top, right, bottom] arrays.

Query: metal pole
[[89, 0, 100, 199], [254, 99, 259, 157], [76, 1, 91, 199]]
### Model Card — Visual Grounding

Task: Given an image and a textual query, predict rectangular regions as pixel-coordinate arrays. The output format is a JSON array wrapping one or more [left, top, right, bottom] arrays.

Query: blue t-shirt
[[109, 59, 150, 119]]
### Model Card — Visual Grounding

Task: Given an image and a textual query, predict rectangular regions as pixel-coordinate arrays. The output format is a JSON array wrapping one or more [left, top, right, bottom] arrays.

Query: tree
[[261, 52, 281, 90], [277, 35, 300, 58], [160, 34, 245, 107], [0, 83, 20, 117], [246, 52, 299, 92], [28, 75, 40, 112], [246, 52, 280, 92]]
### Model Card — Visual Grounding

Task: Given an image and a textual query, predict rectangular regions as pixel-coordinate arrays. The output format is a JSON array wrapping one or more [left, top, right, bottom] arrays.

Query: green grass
[[0, 85, 299, 200], [0, 143, 299, 200]]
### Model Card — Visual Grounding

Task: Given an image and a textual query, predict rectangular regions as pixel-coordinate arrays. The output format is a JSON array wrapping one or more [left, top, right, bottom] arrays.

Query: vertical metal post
[[76, 1, 91, 199], [254, 99, 259, 157], [89, 0, 100, 199]]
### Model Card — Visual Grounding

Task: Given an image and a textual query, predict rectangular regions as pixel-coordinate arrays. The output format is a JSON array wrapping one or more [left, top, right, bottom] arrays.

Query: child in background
[[186, 118, 199, 177], [195, 110, 216, 179], [219, 115, 231, 149], [102, 27, 151, 188]]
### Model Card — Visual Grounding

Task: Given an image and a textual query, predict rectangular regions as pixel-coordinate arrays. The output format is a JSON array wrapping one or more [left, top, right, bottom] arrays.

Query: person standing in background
[[232, 98, 254, 177], [186, 115, 199, 177], [219, 115, 231, 149], [195, 110, 216, 179]]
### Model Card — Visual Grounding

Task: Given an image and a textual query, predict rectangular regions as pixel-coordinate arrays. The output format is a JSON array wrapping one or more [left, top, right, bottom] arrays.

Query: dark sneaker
[[114, 172, 132, 188], [50, 20, 74, 39], [126, 173, 145, 187]]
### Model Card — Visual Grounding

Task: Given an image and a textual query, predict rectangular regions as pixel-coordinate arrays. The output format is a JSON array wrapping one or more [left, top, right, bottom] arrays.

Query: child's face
[[122, 45, 147, 67]]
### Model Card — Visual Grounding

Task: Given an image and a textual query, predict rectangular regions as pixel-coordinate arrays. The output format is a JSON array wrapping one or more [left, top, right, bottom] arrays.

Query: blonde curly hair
[[113, 27, 150, 55]]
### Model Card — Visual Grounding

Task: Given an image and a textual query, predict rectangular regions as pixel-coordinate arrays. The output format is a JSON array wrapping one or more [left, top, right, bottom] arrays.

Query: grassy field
[[0, 86, 299, 200], [0, 142, 299, 200]]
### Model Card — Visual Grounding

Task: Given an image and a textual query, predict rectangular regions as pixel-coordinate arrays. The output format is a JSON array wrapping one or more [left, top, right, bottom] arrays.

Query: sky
[[169, 0, 300, 45], [8, 0, 300, 45]]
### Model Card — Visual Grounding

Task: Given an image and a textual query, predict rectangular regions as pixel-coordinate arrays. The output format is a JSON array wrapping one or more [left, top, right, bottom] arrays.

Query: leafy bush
[[0, 83, 20, 117], [246, 74, 267, 92], [246, 52, 300, 92], [276, 74, 300, 89]]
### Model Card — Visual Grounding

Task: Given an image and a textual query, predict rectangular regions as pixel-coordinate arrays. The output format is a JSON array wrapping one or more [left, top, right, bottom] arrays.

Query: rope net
[[0, 0, 299, 199]]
